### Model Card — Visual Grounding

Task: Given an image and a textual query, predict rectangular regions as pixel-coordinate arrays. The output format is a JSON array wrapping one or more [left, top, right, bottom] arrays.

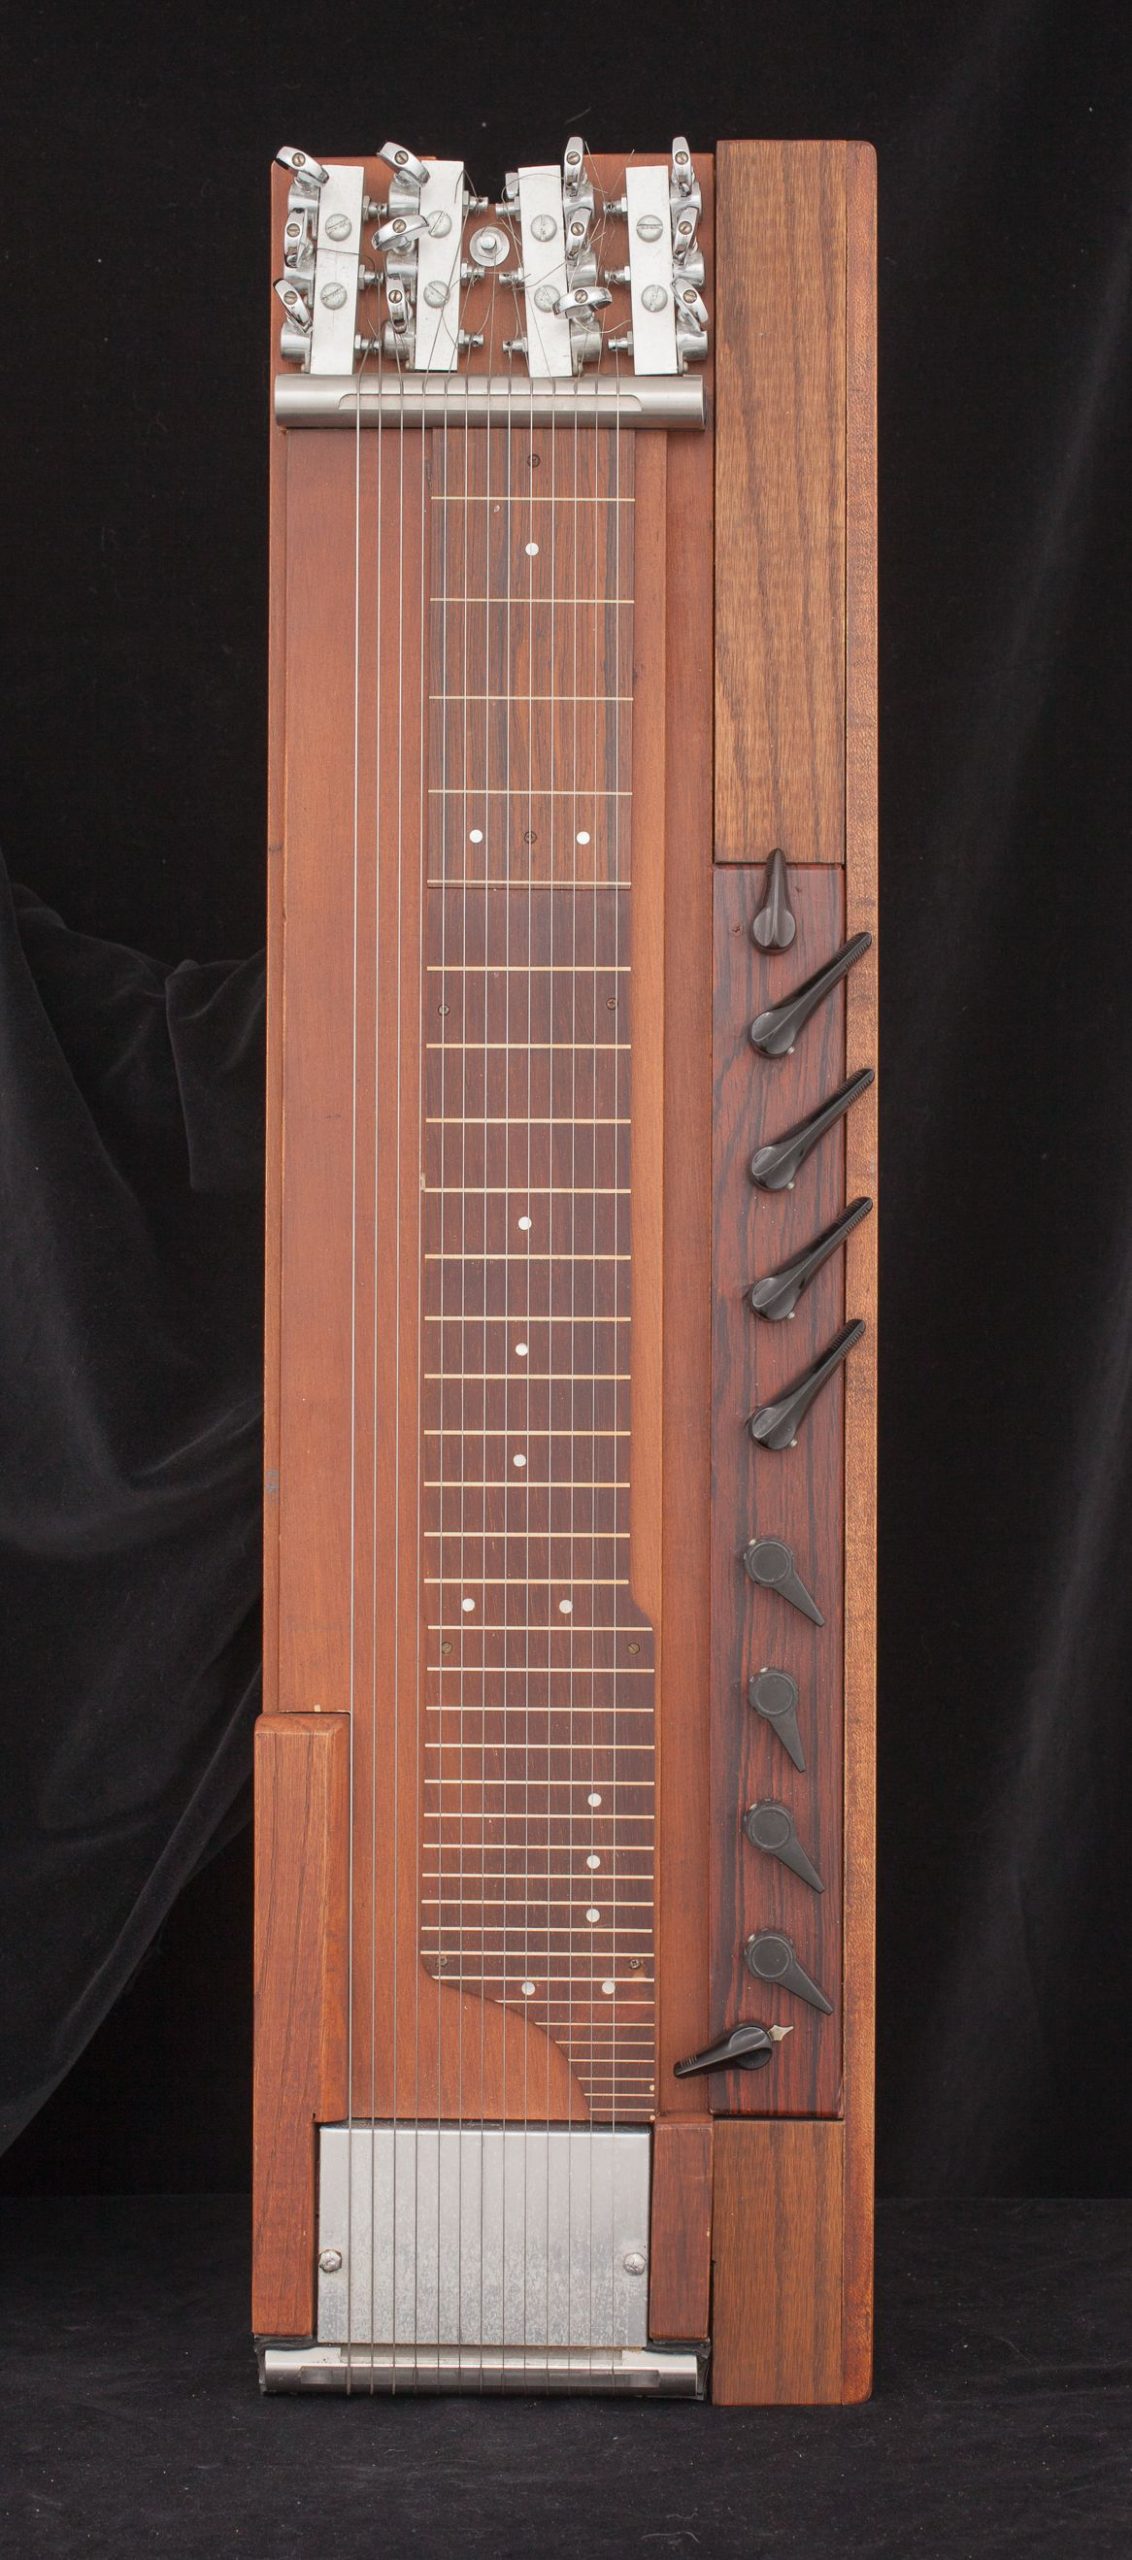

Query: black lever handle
[[742, 1537, 824, 1625], [748, 1666, 807, 1769], [749, 932, 871, 1058], [750, 849, 796, 951], [750, 1069, 874, 1191], [743, 1801, 825, 1892], [673, 2020, 793, 2078], [744, 1929, 833, 2014], [748, 1319, 866, 1451], [749, 1197, 873, 1322]]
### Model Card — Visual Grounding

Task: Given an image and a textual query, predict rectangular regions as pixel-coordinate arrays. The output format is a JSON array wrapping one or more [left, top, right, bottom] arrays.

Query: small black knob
[[749, 933, 871, 1058], [743, 1801, 825, 1892], [744, 1930, 833, 2014], [750, 1068, 874, 1192], [741, 1537, 824, 1626], [748, 1319, 866, 1451], [673, 2021, 793, 2078], [750, 849, 796, 951], [748, 1666, 806, 1769], [749, 1197, 873, 1322]]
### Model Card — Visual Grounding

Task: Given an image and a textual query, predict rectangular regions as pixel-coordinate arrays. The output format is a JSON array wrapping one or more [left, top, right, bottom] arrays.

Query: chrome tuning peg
[[556, 284, 612, 318], [373, 211, 429, 252], [563, 135, 586, 199], [273, 277, 312, 332], [276, 146, 328, 189], [670, 135, 696, 197], [378, 141, 430, 188]]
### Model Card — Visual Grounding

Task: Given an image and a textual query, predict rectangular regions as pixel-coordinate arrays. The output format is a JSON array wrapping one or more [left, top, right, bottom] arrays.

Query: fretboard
[[418, 425, 655, 2120]]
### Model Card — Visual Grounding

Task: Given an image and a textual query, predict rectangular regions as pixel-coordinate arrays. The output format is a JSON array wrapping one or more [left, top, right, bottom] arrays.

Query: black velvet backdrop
[[2, 0, 1130, 2198]]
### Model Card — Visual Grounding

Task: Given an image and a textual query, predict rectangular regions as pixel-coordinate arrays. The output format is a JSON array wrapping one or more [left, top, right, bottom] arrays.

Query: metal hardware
[[749, 933, 872, 1058], [273, 278, 311, 333], [275, 372, 707, 428], [748, 1666, 807, 1769], [518, 165, 572, 377], [378, 140, 430, 188], [556, 284, 611, 319], [413, 160, 466, 370], [743, 1802, 825, 1891], [470, 223, 511, 266], [749, 1198, 873, 1323], [625, 165, 677, 375], [741, 1536, 824, 1626], [318, 2247, 342, 2273], [260, 2342, 704, 2396], [315, 2124, 653, 2354], [670, 134, 696, 196], [749, 1068, 875, 1192], [748, 1318, 866, 1450], [372, 210, 428, 251], [275, 146, 328, 188], [306, 161, 365, 375], [744, 1930, 833, 2015], [674, 2020, 792, 2077], [751, 849, 797, 951]]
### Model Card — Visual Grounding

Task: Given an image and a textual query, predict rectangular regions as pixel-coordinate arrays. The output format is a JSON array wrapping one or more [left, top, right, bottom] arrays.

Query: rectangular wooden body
[[256, 138, 876, 2403]]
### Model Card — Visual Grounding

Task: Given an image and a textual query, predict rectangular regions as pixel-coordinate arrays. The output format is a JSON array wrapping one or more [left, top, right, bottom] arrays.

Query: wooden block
[[649, 2119, 713, 2340], [252, 1713, 348, 2338], [715, 141, 847, 864], [711, 2119, 847, 2404]]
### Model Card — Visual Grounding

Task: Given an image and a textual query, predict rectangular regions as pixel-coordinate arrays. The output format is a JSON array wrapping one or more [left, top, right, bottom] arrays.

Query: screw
[[324, 212, 352, 241], [623, 2253, 646, 2276], [531, 213, 557, 243], [636, 213, 663, 242], [424, 279, 449, 306], [320, 282, 348, 310], [642, 283, 668, 313], [429, 210, 453, 238], [533, 283, 559, 313], [319, 2248, 343, 2274]]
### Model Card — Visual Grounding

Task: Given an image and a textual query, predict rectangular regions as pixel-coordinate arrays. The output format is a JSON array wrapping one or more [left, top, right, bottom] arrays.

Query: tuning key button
[[673, 2021, 793, 2079], [748, 1667, 806, 1770], [744, 1929, 833, 2014], [750, 849, 796, 952], [749, 1197, 873, 1322], [748, 1318, 866, 1451], [743, 1802, 825, 1892], [750, 1068, 874, 1192], [742, 1537, 824, 1625], [749, 933, 871, 1058]]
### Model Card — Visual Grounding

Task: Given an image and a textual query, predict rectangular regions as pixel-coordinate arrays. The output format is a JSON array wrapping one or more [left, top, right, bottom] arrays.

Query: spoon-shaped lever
[[744, 1929, 833, 2014], [750, 1068, 874, 1192], [749, 933, 871, 1058], [743, 1801, 825, 1891], [742, 1537, 824, 1625], [748, 1319, 866, 1451], [750, 849, 796, 951], [673, 2021, 793, 2079], [748, 1667, 807, 1769], [749, 1197, 873, 1322]]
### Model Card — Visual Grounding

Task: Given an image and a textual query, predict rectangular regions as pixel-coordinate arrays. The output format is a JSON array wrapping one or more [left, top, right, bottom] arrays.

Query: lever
[[750, 849, 796, 952], [750, 1068, 874, 1191], [743, 1802, 825, 1891], [748, 1667, 806, 1769], [673, 2021, 793, 2078], [744, 1930, 833, 2014], [749, 933, 872, 1058], [749, 1197, 873, 1322], [742, 1537, 823, 1625], [748, 1319, 866, 1450]]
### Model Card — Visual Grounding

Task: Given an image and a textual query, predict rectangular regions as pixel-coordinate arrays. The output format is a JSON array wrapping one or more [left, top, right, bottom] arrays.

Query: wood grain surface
[[711, 2119, 845, 2403], [252, 1714, 348, 2337]]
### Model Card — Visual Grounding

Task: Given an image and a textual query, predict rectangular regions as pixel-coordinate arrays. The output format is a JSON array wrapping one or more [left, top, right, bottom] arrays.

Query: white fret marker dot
[[468, 827, 484, 844], [559, 1598, 573, 1615], [525, 540, 539, 555], [585, 1907, 600, 1926], [513, 1454, 526, 1469], [576, 830, 591, 846], [587, 1791, 602, 1808], [520, 1979, 536, 1998], [586, 1853, 601, 1871], [518, 1214, 532, 1231], [601, 1979, 616, 1996], [515, 1342, 528, 1358], [461, 1597, 475, 1613]]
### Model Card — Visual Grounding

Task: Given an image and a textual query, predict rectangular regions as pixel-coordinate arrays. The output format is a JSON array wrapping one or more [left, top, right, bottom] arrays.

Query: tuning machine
[[674, 2021, 792, 2079]]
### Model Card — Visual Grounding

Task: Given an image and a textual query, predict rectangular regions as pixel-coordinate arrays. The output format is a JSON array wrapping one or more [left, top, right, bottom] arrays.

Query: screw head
[[319, 2248, 343, 2274], [533, 282, 559, 312], [623, 2252, 647, 2277], [320, 282, 348, 310], [428, 210, 453, 238], [642, 283, 668, 313], [636, 213, 664, 242], [423, 278, 449, 307], [531, 213, 557, 243], [324, 212, 352, 241]]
